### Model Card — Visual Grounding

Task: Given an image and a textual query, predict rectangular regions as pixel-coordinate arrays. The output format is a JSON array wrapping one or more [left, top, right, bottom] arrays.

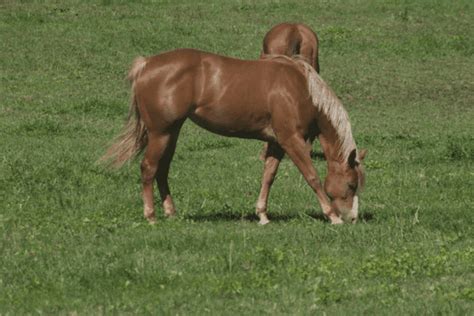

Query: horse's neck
[[317, 116, 346, 167]]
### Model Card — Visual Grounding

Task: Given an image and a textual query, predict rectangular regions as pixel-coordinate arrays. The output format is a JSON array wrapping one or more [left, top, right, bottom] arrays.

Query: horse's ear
[[358, 148, 368, 161], [348, 149, 358, 169]]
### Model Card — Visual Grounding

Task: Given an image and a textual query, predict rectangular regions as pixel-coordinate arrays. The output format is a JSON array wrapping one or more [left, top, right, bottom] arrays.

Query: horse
[[260, 23, 321, 160], [261, 22, 320, 73], [101, 49, 366, 225]]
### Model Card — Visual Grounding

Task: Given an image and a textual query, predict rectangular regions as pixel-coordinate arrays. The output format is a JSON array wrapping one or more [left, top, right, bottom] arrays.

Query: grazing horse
[[101, 49, 366, 225], [261, 22, 320, 73]]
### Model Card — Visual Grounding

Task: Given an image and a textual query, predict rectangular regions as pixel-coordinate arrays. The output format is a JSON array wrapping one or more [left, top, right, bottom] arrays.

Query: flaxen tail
[[99, 56, 148, 168]]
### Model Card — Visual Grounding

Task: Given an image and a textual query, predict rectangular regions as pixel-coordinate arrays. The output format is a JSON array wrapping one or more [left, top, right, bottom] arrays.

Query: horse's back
[[139, 48, 307, 105]]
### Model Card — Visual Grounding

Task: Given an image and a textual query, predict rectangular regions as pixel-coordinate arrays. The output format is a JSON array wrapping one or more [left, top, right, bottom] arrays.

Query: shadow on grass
[[184, 210, 374, 223], [358, 212, 375, 222]]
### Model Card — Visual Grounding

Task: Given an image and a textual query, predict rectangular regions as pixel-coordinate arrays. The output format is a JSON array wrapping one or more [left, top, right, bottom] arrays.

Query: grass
[[1, 0, 473, 314]]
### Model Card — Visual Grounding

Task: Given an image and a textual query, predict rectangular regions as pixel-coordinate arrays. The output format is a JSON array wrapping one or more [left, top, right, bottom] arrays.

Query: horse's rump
[[262, 22, 320, 72]]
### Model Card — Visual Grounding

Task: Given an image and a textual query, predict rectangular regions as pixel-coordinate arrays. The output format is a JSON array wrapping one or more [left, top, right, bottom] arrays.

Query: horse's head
[[324, 149, 367, 223]]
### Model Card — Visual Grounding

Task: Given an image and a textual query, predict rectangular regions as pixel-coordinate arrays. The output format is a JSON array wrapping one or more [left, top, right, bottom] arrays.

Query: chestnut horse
[[101, 49, 366, 225], [261, 22, 320, 73], [260, 23, 321, 160]]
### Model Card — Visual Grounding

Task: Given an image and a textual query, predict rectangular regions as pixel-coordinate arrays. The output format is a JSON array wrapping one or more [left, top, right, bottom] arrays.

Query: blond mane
[[263, 54, 356, 160], [298, 60, 355, 160], [284, 59, 356, 162]]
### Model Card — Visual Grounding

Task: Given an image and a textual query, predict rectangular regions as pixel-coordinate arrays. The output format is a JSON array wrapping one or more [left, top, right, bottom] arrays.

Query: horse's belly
[[189, 104, 270, 140]]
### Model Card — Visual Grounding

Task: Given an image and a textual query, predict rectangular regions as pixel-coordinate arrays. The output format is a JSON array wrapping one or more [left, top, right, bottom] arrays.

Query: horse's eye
[[348, 183, 357, 192]]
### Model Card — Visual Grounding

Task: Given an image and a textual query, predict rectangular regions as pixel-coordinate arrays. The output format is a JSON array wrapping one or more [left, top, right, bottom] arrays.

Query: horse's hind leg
[[141, 131, 173, 223], [256, 142, 284, 225], [155, 122, 183, 217]]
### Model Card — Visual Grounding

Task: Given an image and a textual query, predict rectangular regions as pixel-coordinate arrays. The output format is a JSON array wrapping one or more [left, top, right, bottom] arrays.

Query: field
[[1, 0, 473, 314]]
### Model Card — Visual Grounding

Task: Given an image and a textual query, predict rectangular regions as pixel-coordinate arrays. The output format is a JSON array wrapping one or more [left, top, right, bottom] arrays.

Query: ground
[[0, 0, 473, 314]]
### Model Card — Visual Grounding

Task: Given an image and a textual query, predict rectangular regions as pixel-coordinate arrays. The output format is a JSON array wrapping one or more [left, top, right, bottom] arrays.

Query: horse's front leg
[[256, 142, 284, 225], [279, 134, 343, 224]]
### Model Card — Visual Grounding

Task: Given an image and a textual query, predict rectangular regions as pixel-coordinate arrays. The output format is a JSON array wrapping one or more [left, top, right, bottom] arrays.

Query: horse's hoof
[[258, 218, 270, 225], [330, 217, 343, 225]]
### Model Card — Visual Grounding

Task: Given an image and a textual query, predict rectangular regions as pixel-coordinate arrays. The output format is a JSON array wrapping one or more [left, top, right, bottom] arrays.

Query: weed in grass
[[445, 135, 473, 161]]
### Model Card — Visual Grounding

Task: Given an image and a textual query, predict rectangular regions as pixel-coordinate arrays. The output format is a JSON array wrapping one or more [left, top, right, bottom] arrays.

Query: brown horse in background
[[260, 23, 321, 160], [261, 22, 320, 73], [101, 49, 366, 225]]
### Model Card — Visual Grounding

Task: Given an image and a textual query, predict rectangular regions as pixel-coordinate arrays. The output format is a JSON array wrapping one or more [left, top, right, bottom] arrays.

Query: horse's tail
[[99, 56, 148, 168]]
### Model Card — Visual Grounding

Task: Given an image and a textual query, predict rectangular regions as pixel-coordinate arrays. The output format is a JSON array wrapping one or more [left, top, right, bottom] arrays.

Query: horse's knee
[[306, 176, 322, 190], [262, 174, 276, 187]]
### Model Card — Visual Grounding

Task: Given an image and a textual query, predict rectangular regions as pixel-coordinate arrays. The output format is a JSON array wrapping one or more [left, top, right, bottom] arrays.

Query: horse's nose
[[351, 217, 357, 224]]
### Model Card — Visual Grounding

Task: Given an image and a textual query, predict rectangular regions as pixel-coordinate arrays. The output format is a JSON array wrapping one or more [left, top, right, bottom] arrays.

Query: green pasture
[[1, 0, 473, 314]]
